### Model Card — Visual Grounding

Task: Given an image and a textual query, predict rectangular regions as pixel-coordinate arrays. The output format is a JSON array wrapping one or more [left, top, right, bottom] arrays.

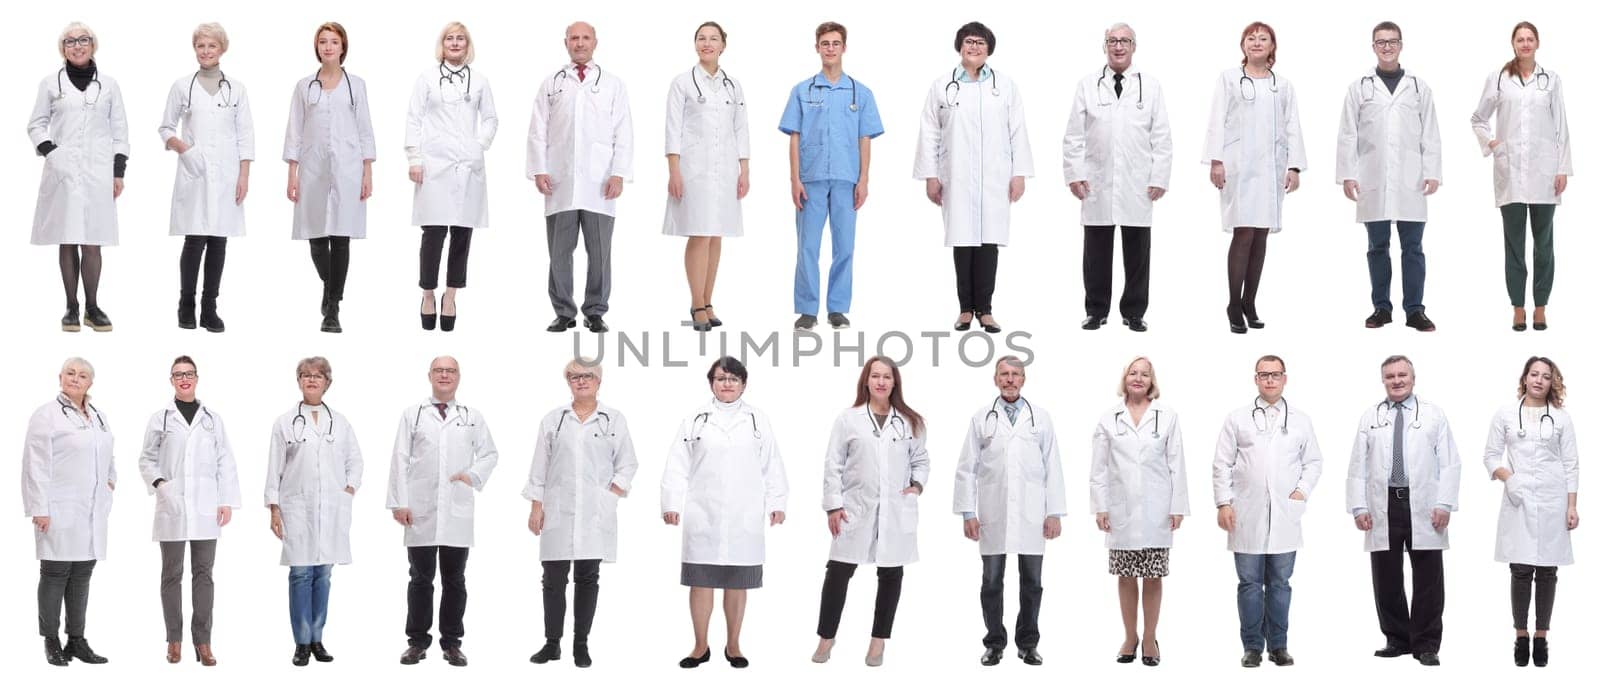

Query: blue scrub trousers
[[794, 180, 857, 315], [1235, 552, 1295, 651], [1364, 221, 1425, 314], [289, 565, 332, 644]]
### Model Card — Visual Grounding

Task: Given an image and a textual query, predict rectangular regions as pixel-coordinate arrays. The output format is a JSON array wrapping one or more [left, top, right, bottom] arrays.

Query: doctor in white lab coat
[[953, 355, 1064, 665], [913, 21, 1032, 333], [1204, 23, 1307, 335], [1088, 356, 1187, 665], [158, 23, 255, 334], [137, 355, 241, 664], [23, 358, 115, 665], [283, 22, 377, 334], [1469, 22, 1573, 330], [811, 357, 930, 666], [528, 21, 634, 334], [29, 23, 129, 333], [1063, 23, 1171, 333], [1483, 356, 1579, 664], [1213, 355, 1322, 665], [387, 356, 498, 665], [1336, 23, 1442, 332], [664, 22, 750, 332], [264, 356, 364, 664], [406, 23, 498, 333], [525, 359, 638, 667], [661, 357, 786, 668], [1344, 356, 1459, 664]]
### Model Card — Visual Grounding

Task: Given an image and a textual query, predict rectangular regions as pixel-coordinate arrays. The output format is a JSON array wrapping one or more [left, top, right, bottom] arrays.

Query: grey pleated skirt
[[681, 563, 764, 589]]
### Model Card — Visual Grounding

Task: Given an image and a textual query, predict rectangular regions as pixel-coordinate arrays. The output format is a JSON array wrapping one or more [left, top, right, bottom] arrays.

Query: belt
[[1388, 486, 1409, 500]]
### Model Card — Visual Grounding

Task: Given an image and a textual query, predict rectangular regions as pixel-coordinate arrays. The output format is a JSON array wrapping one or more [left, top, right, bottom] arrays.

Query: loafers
[[1374, 644, 1410, 658], [1405, 310, 1435, 332], [546, 316, 577, 332], [400, 646, 426, 665], [679, 649, 711, 668], [443, 647, 467, 667], [1365, 309, 1393, 328], [1268, 648, 1294, 666], [1018, 647, 1043, 665], [530, 640, 561, 663], [1242, 649, 1262, 668], [980, 647, 1003, 666]]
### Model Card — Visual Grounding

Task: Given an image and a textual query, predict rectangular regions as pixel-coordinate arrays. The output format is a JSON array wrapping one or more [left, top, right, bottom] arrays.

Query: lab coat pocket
[[589, 142, 614, 179], [1503, 474, 1527, 507], [1286, 497, 1308, 525], [155, 481, 183, 517], [178, 148, 206, 179], [898, 493, 920, 535], [598, 488, 620, 536], [450, 479, 475, 517]]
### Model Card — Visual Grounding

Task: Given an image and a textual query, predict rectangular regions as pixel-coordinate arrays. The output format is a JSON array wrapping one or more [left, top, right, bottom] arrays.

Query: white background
[[3, 0, 1592, 686]]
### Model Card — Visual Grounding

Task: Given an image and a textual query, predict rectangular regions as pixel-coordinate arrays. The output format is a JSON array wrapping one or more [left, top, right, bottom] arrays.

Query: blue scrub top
[[778, 71, 885, 184]]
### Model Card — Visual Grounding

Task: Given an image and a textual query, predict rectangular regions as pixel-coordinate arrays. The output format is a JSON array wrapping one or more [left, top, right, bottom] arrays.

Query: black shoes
[[1532, 636, 1548, 667], [1124, 318, 1148, 332], [292, 644, 311, 666], [1268, 648, 1294, 666], [530, 640, 561, 663], [547, 316, 577, 332], [573, 643, 591, 668], [179, 298, 198, 329], [1141, 639, 1160, 666], [1117, 637, 1138, 663], [690, 307, 713, 332], [679, 649, 711, 668], [199, 298, 225, 333], [976, 312, 1001, 334], [442, 647, 467, 667], [1241, 649, 1263, 668], [980, 647, 1003, 666], [1417, 651, 1441, 666], [64, 637, 107, 664], [1081, 316, 1107, 330], [1514, 636, 1530, 666], [827, 312, 851, 329], [320, 301, 341, 333], [440, 292, 457, 332], [1365, 309, 1393, 328], [724, 648, 749, 669], [954, 311, 973, 331], [1226, 304, 1247, 334], [583, 315, 609, 333], [44, 637, 69, 666], [421, 296, 437, 331], [61, 305, 82, 332], [1533, 319, 1548, 332], [1374, 644, 1410, 658], [400, 646, 426, 665], [794, 314, 818, 331], [1242, 302, 1265, 329], [308, 642, 333, 662], [702, 304, 722, 327], [1405, 310, 1435, 332], [1018, 647, 1043, 665], [83, 306, 113, 332]]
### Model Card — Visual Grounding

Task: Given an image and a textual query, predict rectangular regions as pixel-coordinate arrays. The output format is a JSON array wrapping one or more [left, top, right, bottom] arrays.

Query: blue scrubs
[[778, 71, 884, 315]]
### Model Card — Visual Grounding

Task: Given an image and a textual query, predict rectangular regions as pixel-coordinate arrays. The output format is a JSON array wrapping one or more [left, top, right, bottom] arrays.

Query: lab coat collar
[[857, 404, 901, 432], [1254, 396, 1286, 413], [811, 70, 854, 89], [57, 392, 93, 413], [1116, 398, 1163, 430], [1105, 63, 1141, 79], [166, 397, 208, 425], [695, 64, 724, 81], [565, 399, 610, 424], [568, 61, 600, 79], [1380, 393, 1417, 413]]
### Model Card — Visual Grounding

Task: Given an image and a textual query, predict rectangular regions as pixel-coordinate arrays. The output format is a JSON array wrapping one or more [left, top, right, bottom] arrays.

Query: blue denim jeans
[[1235, 552, 1296, 651], [1364, 221, 1426, 314], [288, 565, 332, 644]]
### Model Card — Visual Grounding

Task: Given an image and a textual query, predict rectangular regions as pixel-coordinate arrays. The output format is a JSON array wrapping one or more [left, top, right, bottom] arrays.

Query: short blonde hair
[[1119, 356, 1161, 400], [60, 356, 96, 379], [296, 356, 333, 385], [435, 22, 475, 64], [58, 22, 97, 59], [193, 23, 229, 52], [564, 358, 602, 382]]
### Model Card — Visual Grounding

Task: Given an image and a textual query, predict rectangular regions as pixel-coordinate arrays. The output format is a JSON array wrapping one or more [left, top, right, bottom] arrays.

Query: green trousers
[[1500, 203, 1556, 308]]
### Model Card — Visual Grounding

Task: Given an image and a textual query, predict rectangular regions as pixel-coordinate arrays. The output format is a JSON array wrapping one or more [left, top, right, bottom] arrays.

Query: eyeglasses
[[62, 36, 93, 48], [566, 372, 597, 383], [962, 38, 989, 48], [170, 371, 198, 381], [431, 367, 459, 376], [1372, 39, 1402, 49], [712, 375, 744, 384], [1105, 37, 1135, 47], [1255, 371, 1285, 381], [298, 373, 327, 381]]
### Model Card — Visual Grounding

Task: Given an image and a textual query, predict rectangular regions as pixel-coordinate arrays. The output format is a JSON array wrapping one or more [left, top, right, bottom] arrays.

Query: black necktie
[[1113, 73, 1124, 99]]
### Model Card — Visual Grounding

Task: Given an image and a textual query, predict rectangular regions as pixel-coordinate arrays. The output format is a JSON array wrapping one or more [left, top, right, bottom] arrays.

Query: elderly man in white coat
[[1345, 355, 1459, 666], [388, 356, 499, 667], [953, 355, 1065, 667], [528, 21, 634, 334], [23, 357, 115, 666], [1336, 22, 1442, 332], [525, 359, 638, 668], [1063, 22, 1171, 333], [1214, 354, 1322, 668], [138, 355, 241, 666]]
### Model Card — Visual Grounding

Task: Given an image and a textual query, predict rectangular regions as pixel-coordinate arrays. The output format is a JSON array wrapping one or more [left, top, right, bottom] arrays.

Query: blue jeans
[[288, 565, 332, 644], [1364, 221, 1425, 314], [1235, 552, 1296, 651], [794, 180, 858, 315]]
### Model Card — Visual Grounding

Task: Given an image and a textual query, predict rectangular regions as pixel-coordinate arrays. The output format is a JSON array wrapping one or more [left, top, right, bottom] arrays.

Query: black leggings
[[1226, 228, 1269, 312], [308, 237, 351, 302], [1510, 564, 1557, 631], [58, 245, 103, 308], [179, 236, 227, 303], [541, 559, 600, 643], [419, 226, 474, 290], [816, 560, 904, 640], [952, 245, 999, 313]]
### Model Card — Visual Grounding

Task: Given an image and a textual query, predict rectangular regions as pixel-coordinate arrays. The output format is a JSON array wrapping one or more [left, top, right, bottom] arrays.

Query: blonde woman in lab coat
[[664, 21, 750, 332], [1483, 356, 1580, 667], [158, 23, 254, 333], [1088, 356, 1187, 666], [1470, 22, 1573, 332]]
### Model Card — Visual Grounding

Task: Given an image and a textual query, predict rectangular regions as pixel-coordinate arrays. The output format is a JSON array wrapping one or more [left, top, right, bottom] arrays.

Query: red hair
[[1238, 21, 1277, 68]]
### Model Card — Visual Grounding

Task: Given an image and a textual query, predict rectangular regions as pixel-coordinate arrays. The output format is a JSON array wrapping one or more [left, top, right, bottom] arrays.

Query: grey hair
[[995, 355, 1027, 374], [58, 21, 97, 59], [1105, 22, 1136, 43], [1380, 354, 1414, 372], [296, 356, 333, 384], [193, 22, 229, 51], [60, 357, 95, 379], [564, 358, 603, 381]]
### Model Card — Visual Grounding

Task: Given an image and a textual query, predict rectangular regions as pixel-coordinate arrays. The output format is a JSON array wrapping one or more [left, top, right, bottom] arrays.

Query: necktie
[[1004, 402, 1018, 425], [1113, 72, 1124, 98], [435, 403, 448, 420], [576, 63, 587, 82], [1390, 404, 1407, 487]]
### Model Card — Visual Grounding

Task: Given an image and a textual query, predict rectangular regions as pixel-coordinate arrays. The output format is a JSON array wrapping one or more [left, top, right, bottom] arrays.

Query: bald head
[[429, 356, 461, 401], [565, 22, 597, 64]]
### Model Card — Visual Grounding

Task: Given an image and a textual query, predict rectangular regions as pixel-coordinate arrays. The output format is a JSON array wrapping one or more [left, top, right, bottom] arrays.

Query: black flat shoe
[[584, 315, 609, 333], [1123, 318, 1148, 332], [980, 647, 1003, 666], [1117, 637, 1138, 663], [1514, 636, 1530, 666], [1533, 320, 1548, 331], [440, 292, 457, 332], [421, 296, 437, 331], [703, 304, 722, 328], [1018, 647, 1043, 665], [65, 637, 107, 664], [308, 642, 333, 662], [573, 643, 592, 668], [954, 311, 974, 331], [44, 637, 68, 666], [1141, 639, 1160, 666], [61, 305, 82, 332], [1364, 309, 1392, 328], [1374, 644, 1410, 658], [724, 648, 749, 668], [83, 306, 113, 332], [400, 646, 426, 665], [1532, 637, 1548, 667], [1268, 648, 1294, 666], [1405, 310, 1435, 332], [293, 644, 310, 666], [530, 640, 561, 663], [547, 316, 577, 332], [1226, 304, 1247, 334], [1513, 321, 1528, 332], [678, 649, 711, 668], [1416, 651, 1440, 666], [1242, 649, 1262, 668], [1081, 316, 1107, 330], [442, 647, 467, 667]]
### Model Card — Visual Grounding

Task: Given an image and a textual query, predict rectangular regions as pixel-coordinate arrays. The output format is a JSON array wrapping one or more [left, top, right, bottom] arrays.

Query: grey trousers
[[545, 210, 614, 319], [38, 559, 95, 638], [161, 540, 217, 644]]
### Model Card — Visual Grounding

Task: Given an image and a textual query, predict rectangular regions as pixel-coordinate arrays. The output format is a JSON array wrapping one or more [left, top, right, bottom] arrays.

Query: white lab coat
[[1202, 69, 1308, 232], [912, 67, 1034, 247], [264, 404, 364, 566], [405, 67, 498, 228], [385, 399, 499, 549], [28, 71, 129, 246], [1344, 397, 1461, 552], [22, 395, 116, 561], [952, 398, 1067, 556], [524, 402, 639, 562], [157, 73, 255, 237], [527, 62, 635, 217], [1212, 399, 1323, 554], [822, 407, 931, 567], [661, 400, 788, 566], [1335, 71, 1443, 223], [1470, 67, 1573, 207], [662, 66, 749, 237], [1062, 66, 1173, 228], [1088, 400, 1190, 550], [283, 72, 377, 239], [137, 401, 242, 542], [1484, 404, 1580, 566]]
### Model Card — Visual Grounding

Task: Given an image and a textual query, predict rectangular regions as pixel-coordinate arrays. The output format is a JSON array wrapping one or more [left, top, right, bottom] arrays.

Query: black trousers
[[1082, 226, 1151, 319], [419, 226, 474, 290], [308, 237, 351, 302], [1369, 489, 1445, 654], [406, 546, 469, 650], [542, 559, 600, 643], [815, 560, 904, 639], [953, 245, 999, 313], [980, 554, 1043, 650], [179, 236, 227, 305], [1510, 563, 1557, 631], [38, 559, 96, 638]]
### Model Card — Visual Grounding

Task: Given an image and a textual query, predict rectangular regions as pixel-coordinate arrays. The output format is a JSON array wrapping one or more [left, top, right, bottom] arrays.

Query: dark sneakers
[[1268, 648, 1295, 666], [1405, 310, 1436, 332], [1365, 309, 1393, 328], [1242, 649, 1263, 668]]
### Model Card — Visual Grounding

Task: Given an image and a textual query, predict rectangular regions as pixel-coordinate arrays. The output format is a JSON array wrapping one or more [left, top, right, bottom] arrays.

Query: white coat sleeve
[[910, 83, 942, 180], [663, 76, 687, 157], [21, 407, 52, 517], [1213, 419, 1238, 506], [607, 413, 639, 495], [138, 412, 164, 492], [1296, 419, 1324, 496], [734, 80, 751, 160], [234, 84, 256, 162], [952, 417, 980, 515], [820, 414, 848, 511], [404, 76, 427, 167], [522, 418, 551, 503], [1166, 415, 1190, 515], [1346, 415, 1371, 514], [1061, 81, 1089, 184], [1434, 414, 1462, 511], [386, 414, 412, 509], [1552, 75, 1573, 176], [28, 79, 53, 148], [607, 81, 634, 181], [1283, 81, 1308, 172], [908, 430, 931, 489], [282, 84, 305, 163], [467, 414, 499, 490], [476, 78, 499, 152], [264, 424, 286, 507], [212, 414, 242, 509], [355, 77, 377, 162], [1469, 73, 1499, 157], [1419, 82, 1442, 182], [157, 82, 184, 147], [1087, 420, 1111, 514], [761, 416, 788, 514], [1146, 81, 1172, 190], [1560, 412, 1579, 493], [526, 78, 551, 178], [1007, 82, 1034, 177], [1483, 410, 1510, 479], [660, 419, 691, 514], [1042, 418, 1067, 517], [107, 81, 130, 159], [1335, 85, 1360, 184], [343, 421, 365, 491], [1202, 72, 1229, 164]]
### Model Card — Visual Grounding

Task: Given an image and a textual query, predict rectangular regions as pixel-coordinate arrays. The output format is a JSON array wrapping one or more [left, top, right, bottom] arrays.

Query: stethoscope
[[1371, 398, 1423, 430], [1251, 397, 1290, 435], [411, 402, 475, 434], [59, 397, 107, 431], [307, 67, 358, 113], [1497, 65, 1550, 93], [552, 63, 603, 98], [1359, 73, 1421, 107], [161, 406, 217, 433], [438, 62, 471, 103], [1239, 67, 1278, 102], [804, 73, 858, 111], [868, 408, 909, 442], [1114, 408, 1160, 438], [981, 396, 1035, 441], [683, 410, 762, 445], [182, 70, 237, 111], [554, 408, 615, 439], [290, 401, 336, 443], [943, 66, 1000, 108], [1095, 66, 1144, 109], [691, 68, 742, 106], [56, 65, 102, 107], [1515, 397, 1555, 440]]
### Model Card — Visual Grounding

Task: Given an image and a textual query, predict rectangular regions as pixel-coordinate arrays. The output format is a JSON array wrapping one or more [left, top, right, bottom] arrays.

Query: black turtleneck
[[64, 60, 95, 91], [175, 398, 200, 425], [1376, 65, 1405, 94], [37, 60, 128, 178]]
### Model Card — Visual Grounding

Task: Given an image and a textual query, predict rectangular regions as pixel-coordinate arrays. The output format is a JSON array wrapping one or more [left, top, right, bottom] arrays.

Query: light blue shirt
[[956, 65, 994, 84], [778, 71, 885, 184]]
